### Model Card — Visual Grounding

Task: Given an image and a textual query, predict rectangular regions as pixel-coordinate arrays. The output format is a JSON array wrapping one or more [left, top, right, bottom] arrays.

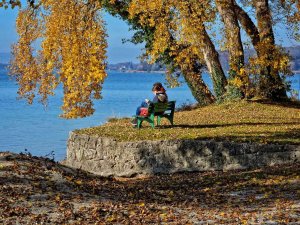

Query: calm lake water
[[1, 67, 299, 161]]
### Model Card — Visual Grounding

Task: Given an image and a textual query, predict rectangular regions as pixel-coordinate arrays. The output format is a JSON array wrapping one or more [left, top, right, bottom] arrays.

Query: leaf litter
[[0, 152, 299, 224]]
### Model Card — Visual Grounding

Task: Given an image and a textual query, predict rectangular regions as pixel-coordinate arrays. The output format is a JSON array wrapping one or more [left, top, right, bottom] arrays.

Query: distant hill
[[1, 45, 300, 73], [108, 46, 300, 73], [286, 46, 300, 72], [218, 46, 300, 72], [107, 61, 166, 72]]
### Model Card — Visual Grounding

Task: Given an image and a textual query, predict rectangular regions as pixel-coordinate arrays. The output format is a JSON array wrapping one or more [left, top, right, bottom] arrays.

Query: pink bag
[[139, 107, 149, 116]]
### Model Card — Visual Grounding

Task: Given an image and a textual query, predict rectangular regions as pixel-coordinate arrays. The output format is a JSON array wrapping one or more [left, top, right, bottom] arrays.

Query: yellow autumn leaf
[[137, 202, 145, 207], [75, 180, 82, 185]]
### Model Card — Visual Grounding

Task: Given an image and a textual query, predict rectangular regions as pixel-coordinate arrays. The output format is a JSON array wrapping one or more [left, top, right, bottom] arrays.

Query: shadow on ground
[[0, 152, 299, 224]]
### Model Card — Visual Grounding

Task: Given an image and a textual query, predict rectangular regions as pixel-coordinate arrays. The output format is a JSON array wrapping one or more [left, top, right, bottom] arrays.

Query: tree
[[216, 0, 248, 98], [108, 0, 295, 101], [232, 0, 296, 99], [252, 0, 288, 99], [106, 0, 219, 104], [8, 0, 107, 118], [0, 0, 21, 9], [126, 0, 227, 102]]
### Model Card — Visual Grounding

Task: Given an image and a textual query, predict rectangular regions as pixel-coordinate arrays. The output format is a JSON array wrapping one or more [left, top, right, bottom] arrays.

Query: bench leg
[[169, 116, 174, 125], [157, 115, 174, 126], [136, 115, 156, 129], [157, 116, 161, 126], [137, 119, 143, 128]]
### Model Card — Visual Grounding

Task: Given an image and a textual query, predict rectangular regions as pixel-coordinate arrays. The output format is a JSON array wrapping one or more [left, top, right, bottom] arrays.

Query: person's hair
[[152, 82, 166, 93]]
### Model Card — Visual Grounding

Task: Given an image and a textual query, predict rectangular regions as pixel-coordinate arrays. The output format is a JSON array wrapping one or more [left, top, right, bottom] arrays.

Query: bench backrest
[[148, 101, 176, 114]]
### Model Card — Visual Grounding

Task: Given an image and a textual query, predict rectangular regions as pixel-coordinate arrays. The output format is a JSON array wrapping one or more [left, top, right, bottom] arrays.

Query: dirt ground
[[0, 152, 299, 224]]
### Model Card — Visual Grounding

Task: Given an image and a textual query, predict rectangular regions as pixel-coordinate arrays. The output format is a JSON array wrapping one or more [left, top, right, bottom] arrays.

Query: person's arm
[[141, 101, 148, 107]]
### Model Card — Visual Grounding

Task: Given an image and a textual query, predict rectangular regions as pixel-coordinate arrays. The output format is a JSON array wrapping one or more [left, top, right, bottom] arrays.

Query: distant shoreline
[[1, 63, 300, 74], [108, 69, 300, 74], [107, 69, 166, 74]]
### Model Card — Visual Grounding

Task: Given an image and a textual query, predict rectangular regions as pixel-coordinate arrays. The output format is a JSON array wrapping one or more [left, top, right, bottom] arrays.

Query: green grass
[[76, 100, 300, 144]]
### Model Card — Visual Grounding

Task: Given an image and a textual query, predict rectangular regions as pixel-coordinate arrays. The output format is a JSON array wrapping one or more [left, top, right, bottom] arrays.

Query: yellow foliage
[[9, 0, 107, 118], [128, 0, 215, 71], [229, 77, 243, 88], [248, 42, 292, 78]]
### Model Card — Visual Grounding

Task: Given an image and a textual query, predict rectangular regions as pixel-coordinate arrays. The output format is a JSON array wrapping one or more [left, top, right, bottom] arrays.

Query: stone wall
[[66, 132, 300, 177]]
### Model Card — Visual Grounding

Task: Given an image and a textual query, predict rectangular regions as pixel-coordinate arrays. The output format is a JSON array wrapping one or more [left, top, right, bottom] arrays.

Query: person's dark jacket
[[152, 92, 168, 103]]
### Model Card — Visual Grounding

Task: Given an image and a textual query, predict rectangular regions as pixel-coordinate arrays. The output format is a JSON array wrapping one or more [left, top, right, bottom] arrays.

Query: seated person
[[131, 82, 168, 126]]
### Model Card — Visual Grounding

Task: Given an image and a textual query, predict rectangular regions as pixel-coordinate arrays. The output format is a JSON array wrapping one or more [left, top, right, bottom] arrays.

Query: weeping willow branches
[[9, 0, 107, 118]]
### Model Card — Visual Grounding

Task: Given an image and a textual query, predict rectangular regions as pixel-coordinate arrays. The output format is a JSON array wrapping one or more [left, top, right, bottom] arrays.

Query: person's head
[[152, 82, 166, 93]]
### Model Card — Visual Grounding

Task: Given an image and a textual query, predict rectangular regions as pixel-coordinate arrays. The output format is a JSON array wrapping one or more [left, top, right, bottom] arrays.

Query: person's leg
[[141, 101, 148, 107], [132, 105, 142, 126], [136, 106, 142, 116], [132, 101, 148, 126], [136, 101, 148, 115]]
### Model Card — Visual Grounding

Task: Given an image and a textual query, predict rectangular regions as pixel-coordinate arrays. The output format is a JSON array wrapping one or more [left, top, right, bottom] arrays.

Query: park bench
[[135, 101, 176, 129]]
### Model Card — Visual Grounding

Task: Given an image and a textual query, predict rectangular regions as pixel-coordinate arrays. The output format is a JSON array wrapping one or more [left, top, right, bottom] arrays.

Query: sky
[[0, 4, 298, 64], [0, 6, 143, 64]]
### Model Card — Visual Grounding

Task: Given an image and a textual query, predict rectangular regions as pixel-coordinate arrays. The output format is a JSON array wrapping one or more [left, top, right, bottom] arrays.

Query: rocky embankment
[[66, 132, 300, 177]]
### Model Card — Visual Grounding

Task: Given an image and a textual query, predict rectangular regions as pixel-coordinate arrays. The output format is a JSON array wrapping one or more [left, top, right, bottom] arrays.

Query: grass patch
[[76, 100, 300, 144]]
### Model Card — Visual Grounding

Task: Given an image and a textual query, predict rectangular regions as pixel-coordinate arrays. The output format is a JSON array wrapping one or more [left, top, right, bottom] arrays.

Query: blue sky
[[0, 4, 298, 64], [0, 6, 143, 64]]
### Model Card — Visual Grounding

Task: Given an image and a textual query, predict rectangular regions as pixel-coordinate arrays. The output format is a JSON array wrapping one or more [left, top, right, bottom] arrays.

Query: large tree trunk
[[180, 62, 216, 105], [233, 2, 260, 54], [170, 43, 216, 104], [216, 0, 247, 97], [198, 23, 227, 99], [254, 0, 287, 99]]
